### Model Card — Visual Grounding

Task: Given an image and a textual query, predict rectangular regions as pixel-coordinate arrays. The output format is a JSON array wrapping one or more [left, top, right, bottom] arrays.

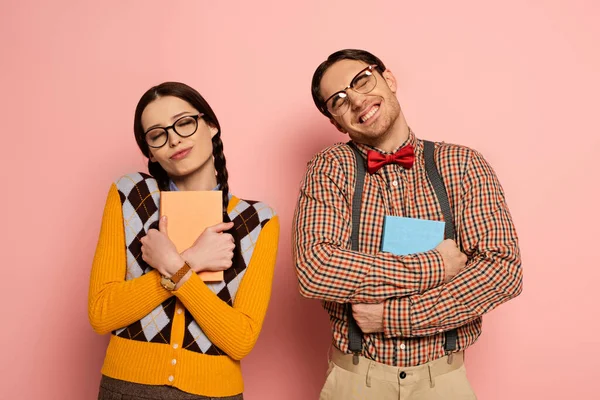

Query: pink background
[[1, 0, 598, 398]]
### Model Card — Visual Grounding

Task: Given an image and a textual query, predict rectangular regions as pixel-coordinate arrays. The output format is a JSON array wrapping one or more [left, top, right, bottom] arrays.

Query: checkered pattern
[[115, 173, 275, 354], [293, 131, 522, 367]]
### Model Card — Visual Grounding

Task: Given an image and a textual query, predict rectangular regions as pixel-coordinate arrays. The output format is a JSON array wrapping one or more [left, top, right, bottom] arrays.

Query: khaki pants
[[320, 347, 477, 400]]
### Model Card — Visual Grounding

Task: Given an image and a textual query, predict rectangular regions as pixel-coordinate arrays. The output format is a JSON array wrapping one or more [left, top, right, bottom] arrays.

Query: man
[[292, 49, 522, 399]]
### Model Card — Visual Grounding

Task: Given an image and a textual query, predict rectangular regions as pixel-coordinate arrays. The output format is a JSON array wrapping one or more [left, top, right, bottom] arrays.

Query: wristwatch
[[160, 261, 191, 291]]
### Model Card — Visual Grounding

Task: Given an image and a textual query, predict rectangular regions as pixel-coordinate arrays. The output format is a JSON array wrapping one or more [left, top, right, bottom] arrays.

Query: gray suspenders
[[346, 140, 458, 365], [347, 141, 368, 365]]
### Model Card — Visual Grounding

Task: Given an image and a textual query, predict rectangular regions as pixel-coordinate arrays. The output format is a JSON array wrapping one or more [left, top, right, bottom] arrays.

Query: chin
[[165, 164, 193, 178], [359, 126, 388, 139]]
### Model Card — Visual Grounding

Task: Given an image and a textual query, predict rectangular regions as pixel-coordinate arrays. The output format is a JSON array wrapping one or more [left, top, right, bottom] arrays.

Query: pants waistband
[[330, 347, 464, 386], [99, 376, 243, 400]]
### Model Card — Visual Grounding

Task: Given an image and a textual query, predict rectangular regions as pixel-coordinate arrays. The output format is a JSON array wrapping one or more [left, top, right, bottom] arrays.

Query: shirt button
[[399, 371, 407, 379], [400, 343, 406, 350], [171, 359, 177, 365], [173, 343, 179, 349], [391, 180, 399, 187], [177, 308, 183, 315], [168, 375, 174, 382]]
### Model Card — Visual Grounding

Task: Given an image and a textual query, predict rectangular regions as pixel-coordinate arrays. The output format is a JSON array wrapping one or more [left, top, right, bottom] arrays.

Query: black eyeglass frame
[[144, 114, 204, 149]]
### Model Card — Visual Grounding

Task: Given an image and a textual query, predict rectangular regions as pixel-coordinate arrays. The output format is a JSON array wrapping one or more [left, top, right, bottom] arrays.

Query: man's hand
[[436, 239, 468, 283], [352, 303, 384, 333]]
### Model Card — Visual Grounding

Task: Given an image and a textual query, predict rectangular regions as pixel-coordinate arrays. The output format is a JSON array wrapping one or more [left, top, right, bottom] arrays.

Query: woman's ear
[[209, 124, 219, 138], [149, 151, 156, 162]]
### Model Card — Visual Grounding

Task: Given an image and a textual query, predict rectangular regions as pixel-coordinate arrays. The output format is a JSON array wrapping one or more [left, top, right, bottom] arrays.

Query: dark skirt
[[98, 375, 244, 400]]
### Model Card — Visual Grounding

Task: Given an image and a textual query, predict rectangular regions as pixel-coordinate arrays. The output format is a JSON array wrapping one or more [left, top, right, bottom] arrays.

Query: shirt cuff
[[383, 296, 412, 338], [415, 249, 445, 292]]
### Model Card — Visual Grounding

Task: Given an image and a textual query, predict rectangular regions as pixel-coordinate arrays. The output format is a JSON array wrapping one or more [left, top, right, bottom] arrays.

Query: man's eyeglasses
[[324, 65, 379, 117], [144, 114, 203, 149]]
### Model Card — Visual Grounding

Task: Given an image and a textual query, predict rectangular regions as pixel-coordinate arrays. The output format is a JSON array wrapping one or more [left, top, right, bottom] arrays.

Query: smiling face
[[141, 95, 218, 180], [319, 59, 402, 148]]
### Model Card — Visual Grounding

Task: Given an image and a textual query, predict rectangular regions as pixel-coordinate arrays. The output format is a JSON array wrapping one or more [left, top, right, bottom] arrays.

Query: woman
[[89, 82, 279, 399]]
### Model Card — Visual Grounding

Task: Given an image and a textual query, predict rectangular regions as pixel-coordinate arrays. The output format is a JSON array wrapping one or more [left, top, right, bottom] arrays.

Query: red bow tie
[[366, 145, 415, 174]]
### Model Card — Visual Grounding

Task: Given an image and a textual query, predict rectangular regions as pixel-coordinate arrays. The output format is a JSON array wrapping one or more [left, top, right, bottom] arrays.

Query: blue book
[[381, 216, 445, 256]]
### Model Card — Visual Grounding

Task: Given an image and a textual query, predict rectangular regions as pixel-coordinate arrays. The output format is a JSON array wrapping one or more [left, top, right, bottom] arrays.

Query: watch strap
[[171, 261, 191, 284]]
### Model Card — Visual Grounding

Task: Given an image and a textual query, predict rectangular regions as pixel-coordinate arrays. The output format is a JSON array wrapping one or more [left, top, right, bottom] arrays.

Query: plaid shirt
[[293, 131, 522, 367]]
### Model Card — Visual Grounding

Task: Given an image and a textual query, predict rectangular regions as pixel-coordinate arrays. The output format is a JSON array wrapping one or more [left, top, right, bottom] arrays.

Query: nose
[[167, 127, 181, 148], [347, 90, 366, 111]]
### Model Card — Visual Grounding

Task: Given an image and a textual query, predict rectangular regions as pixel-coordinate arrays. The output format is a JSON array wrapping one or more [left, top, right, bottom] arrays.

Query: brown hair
[[133, 82, 231, 216]]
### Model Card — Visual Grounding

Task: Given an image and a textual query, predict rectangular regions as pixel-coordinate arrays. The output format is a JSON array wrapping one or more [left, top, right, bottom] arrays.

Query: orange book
[[160, 191, 224, 282]]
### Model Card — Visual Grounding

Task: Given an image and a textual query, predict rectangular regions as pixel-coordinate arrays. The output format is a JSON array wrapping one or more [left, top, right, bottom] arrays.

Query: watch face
[[161, 276, 176, 291]]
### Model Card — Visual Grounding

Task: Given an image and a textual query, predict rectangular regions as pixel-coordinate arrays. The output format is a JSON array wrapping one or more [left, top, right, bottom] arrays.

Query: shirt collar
[[352, 127, 419, 158], [168, 180, 221, 192]]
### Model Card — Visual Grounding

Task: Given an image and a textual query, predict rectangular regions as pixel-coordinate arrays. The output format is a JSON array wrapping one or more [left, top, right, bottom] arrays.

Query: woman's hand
[[140, 216, 184, 277], [182, 222, 235, 273]]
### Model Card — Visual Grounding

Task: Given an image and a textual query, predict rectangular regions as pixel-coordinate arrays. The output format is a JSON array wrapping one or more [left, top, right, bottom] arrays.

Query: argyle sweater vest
[[113, 172, 274, 355]]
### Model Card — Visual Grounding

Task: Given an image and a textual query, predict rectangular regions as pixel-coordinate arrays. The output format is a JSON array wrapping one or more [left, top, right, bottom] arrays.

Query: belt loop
[[366, 362, 374, 388], [428, 364, 435, 388], [447, 352, 454, 365]]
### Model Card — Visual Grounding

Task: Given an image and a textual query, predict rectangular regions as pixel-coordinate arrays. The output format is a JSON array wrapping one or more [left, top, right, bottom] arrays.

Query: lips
[[170, 147, 192, 160], [358, 102, 381, 124]]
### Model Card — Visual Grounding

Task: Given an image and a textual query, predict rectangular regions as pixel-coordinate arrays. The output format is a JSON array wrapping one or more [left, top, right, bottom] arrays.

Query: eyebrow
[[352, 73, 368, 85], [145, 111, 195, 131], [324, 90, 346, 107], [330, 93, 344, 108]]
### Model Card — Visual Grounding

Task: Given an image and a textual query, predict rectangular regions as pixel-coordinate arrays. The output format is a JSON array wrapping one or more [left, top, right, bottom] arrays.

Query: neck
[[372, 111, 410, 153], [171, 160, 218, 191]]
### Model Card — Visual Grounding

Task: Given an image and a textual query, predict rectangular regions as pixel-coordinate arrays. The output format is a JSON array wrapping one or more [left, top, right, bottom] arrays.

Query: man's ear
[[330, 118, 347, 134], [382, 69, 398, 93]]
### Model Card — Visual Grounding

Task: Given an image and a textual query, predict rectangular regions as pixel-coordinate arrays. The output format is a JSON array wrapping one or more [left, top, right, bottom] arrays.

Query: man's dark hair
[[311, 49, 387, 117]]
